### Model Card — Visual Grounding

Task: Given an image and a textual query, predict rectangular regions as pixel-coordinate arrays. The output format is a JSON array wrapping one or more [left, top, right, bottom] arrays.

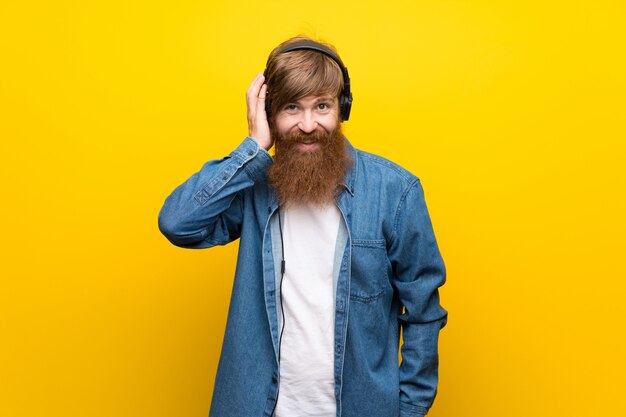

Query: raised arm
[[158, 73, 274, 248]]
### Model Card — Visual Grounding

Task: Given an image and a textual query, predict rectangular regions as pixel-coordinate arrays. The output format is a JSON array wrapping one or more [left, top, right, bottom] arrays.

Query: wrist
[[250, 135, 271, 151]]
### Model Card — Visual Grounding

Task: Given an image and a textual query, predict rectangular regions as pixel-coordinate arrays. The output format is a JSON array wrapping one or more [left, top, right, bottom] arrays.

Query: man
[[159, 36, 447, 417]]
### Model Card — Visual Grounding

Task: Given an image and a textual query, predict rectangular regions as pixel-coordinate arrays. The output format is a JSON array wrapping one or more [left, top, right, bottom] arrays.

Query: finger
[[255, 84, 267, 118], [247, 75, 263, 115], [247, 72, 262, 91], [247, 72, 264, 99], [246, 73, 265, 116], [258, 83, 267, 101], [246, 76, 258, 108]]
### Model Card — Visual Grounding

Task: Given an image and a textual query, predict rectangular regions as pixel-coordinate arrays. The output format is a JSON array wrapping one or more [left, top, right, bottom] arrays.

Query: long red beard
[[268, 123, 351, 207]]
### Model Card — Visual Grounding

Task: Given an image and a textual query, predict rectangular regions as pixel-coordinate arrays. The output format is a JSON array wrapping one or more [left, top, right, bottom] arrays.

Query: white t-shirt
[[274, 203, 341, 417]]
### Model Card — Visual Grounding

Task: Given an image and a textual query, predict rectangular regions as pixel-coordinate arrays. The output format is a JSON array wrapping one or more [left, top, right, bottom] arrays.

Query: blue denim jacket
[[158, 137, 447, 417]]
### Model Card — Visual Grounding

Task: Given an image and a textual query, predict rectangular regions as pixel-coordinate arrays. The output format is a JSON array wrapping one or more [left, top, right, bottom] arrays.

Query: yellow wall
[[1, 1, 624, 416]]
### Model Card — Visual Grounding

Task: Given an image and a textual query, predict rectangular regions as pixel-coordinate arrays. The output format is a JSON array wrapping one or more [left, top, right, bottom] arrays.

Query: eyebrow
[[312, 96, 335, 104], [285, 96, 335, 106]]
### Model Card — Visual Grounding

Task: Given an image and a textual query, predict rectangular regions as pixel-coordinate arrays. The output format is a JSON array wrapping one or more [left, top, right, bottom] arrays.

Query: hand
[[246, 72, 272, 151]]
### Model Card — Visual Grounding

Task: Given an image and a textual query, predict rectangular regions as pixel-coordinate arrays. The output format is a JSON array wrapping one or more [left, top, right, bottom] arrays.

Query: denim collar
[[340, 136, 358, 197]]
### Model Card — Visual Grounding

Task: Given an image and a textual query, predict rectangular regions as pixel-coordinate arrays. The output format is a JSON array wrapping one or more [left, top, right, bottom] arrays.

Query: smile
[[297, 141, 321, 151]]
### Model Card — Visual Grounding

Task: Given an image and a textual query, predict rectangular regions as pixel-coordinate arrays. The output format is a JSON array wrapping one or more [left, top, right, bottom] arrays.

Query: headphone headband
[[264, 39, 353, 121]]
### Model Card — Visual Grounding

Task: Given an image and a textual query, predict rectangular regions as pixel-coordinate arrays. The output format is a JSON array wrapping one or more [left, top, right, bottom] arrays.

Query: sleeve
[[158, 137, 273, 249], [387, 178, 448, 417]]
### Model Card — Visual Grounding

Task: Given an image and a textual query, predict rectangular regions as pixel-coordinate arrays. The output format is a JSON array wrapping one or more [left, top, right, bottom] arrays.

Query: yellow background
[[1, 1, 625, 416]]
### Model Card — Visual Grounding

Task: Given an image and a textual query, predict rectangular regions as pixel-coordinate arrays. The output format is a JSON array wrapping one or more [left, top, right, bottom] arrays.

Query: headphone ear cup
[[339, 95, 346, 121], [265, 97, 272, 120], [340, 93, 353, 121]]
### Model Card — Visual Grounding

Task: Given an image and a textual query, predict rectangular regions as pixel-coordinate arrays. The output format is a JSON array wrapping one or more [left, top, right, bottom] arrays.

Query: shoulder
[[354, 147, 420, 188]]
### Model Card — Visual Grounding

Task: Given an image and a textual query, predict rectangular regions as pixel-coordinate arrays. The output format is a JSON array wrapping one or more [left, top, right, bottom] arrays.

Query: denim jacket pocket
[[350, 239, 391, 303]]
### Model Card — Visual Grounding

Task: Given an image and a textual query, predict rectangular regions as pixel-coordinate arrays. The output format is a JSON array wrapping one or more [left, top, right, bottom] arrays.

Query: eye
[[318, 102, 330, 111], [284, 104, 298, 112]]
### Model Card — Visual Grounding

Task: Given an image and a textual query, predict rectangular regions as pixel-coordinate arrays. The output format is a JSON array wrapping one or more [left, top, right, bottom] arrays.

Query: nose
[[297, 111, 318, 133]]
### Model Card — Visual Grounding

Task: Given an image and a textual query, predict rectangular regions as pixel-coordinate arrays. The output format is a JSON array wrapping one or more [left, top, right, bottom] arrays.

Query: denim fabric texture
[[158, 137, 448, 417]]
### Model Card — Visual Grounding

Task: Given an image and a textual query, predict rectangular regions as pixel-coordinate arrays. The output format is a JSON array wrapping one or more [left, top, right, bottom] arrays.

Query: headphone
[[263, 39, 353, 121]]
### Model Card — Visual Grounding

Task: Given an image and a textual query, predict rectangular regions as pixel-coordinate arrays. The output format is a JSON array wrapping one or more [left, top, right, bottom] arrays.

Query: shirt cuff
[[229, 136, 273, 182], [399, 401, 429, 417]]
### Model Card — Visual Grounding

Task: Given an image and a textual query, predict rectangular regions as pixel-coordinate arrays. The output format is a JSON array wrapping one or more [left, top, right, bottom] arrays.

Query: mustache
[[277, 127, 333, 148]]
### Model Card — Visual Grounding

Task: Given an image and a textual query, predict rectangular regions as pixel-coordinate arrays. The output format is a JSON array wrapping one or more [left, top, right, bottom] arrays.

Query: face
[[267, 94, 350, 207], [273, 95, 339, 152]]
